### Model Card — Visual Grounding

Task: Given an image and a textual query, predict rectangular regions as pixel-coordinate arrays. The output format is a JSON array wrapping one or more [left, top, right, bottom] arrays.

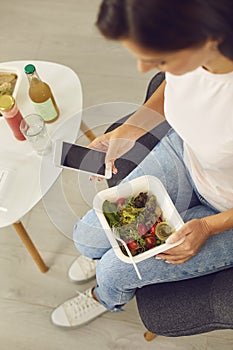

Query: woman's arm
[[89, 79, 166, 171], [114, 79, 166, 141], [202, 208, 233, 236], [144, 78, 166, 116]]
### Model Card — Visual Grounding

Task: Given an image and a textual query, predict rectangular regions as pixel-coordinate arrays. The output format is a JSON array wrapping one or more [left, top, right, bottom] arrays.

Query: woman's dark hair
[[96, 0, 233, 59]]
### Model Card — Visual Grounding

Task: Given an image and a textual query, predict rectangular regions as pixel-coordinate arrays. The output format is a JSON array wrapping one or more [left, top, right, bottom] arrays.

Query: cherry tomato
[[149, 223, 157, 235], [127, 240, 139, 251], [145, 236, 157, 249]]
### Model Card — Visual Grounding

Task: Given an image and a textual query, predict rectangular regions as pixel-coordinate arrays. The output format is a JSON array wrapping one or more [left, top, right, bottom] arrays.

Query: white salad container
[[93, 175, 184, 263]]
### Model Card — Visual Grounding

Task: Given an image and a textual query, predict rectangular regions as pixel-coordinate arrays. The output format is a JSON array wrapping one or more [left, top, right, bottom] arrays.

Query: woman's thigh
[[95, 204, 233, 308], [121, 129, 199, 212], [73, 130, 199, 257]]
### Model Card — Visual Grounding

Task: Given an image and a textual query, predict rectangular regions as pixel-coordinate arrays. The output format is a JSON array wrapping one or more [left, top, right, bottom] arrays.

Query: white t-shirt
[[164, 67, 233, 212]]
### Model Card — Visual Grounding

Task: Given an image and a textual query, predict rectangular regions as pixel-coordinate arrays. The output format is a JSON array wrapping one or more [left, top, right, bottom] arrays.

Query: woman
[[51, 0, 233, 328]]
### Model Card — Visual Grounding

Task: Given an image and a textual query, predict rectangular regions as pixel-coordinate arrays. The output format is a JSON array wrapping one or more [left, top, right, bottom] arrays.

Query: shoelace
[[78, 257, 97, 278], [64, 290, 100, 319]]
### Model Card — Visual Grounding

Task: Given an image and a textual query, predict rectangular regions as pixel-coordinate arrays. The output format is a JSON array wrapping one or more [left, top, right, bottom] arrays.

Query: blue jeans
[[73, 130, 233, 311]]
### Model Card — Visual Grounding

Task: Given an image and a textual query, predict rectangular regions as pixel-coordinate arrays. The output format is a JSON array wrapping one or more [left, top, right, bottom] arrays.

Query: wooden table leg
[[144, 331, 157, 341], [80, 120, 96, 142], [13, 221, 49, 273]]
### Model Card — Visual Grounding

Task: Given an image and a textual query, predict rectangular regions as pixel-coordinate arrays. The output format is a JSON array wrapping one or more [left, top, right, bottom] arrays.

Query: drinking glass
[[20, 114, 52, 155]]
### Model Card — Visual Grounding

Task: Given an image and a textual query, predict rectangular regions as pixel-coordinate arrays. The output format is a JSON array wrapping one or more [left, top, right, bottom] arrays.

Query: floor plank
[[0, 298, 208, 350]]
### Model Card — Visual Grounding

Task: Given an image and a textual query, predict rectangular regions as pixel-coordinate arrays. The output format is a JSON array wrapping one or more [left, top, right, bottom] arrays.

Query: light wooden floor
[[0, 1, 232, 349]]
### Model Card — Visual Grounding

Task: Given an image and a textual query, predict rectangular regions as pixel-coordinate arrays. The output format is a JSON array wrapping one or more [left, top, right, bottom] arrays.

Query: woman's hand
[[156, 218, 211, 264], [88, 127, 136, 174], [88, 100, 165, 175]]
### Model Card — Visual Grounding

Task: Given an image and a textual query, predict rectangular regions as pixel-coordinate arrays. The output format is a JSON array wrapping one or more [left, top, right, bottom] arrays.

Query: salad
[[103, 192, 174, 256], [0, 73, 18, 96]]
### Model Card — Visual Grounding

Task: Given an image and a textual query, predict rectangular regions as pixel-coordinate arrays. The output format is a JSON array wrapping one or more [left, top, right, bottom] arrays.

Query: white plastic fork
[[112, 227, 142, 280]]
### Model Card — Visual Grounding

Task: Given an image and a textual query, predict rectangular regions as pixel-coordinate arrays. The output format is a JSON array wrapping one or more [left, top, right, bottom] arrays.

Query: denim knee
[[73, 209, 112, 259]]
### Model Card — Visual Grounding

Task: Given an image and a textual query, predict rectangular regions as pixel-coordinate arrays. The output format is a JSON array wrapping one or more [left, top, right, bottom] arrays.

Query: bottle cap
[[24, 64, 36, 74], [0, 95, 15, 111]]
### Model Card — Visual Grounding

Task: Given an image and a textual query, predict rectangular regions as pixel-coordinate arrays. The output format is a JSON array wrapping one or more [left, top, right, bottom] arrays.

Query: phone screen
[[61, 142, 106, 176]]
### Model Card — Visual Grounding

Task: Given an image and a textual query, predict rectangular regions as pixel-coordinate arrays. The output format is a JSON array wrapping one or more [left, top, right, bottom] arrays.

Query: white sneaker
[[51, 288, 107, 328], [68, 255, 97, 283]]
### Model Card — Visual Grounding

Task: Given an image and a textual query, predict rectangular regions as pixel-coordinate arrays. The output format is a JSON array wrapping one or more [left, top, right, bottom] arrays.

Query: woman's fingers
[[165, 225, 191, 244], [110, 160, 118, 174], [105, 137, 135, 163], [88, 132, 136, 180], [155, 218, 211, 264], [165, 257, 190, 264], [156, 251, 194, 264]]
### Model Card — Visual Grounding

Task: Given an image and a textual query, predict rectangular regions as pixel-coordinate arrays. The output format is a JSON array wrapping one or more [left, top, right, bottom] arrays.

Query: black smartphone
[[53, 140, 112, 179]]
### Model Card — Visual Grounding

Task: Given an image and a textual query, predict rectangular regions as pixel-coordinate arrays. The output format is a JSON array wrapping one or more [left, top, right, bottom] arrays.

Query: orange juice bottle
[[24, 64, 59, 123]]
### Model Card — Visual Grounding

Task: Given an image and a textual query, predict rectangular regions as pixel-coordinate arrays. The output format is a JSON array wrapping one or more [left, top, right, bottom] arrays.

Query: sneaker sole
[[50, 309, 108, 330], [68, 272, 96, 284]]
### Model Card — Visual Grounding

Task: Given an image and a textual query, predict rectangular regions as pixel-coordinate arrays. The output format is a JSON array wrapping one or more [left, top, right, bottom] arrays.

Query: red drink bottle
[[0, 95, 26, 141]]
